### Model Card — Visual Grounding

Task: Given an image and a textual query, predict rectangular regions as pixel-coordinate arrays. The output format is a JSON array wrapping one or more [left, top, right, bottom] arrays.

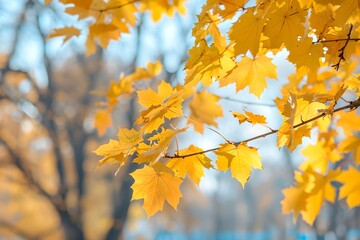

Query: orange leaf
[[130, 164, 183, 217]]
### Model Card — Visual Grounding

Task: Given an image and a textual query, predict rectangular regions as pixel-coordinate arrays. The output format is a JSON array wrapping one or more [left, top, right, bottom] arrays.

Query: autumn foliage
[[48, 0, 360, 224]]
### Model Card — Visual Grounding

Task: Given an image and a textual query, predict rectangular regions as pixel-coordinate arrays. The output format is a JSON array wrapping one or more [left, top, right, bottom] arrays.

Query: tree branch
[[164, 98, 360, 159], [330, 25, 353, 71], [315, 38, 360, 44]]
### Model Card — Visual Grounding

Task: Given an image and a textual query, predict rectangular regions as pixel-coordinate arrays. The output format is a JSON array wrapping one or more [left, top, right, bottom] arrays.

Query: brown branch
[[331, 25, 353, 71], [316, 38, 360, 44], [164, 98, 360, 159]]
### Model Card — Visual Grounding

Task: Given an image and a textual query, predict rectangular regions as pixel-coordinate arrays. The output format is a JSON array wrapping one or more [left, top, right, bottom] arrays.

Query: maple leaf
[[134, 128, 185, 164], [48, 27, 81, 44], [216, 143, 262, 187], [188, 91, 223, 134], [221, 54, 277, 98], [338, 136, 360, 165], [333, 0, 360, 26], [337, 111, 360, 137], [344, 73, 360, 93], [281, 186, 308, 220], [263, 1, 306, 50], [206, 0, 248, 20], [277, 93, 325, 151], [130, 164, 183, 217], [95, 128, 141, 167], [324, 85, 348, 114], [229, 8, 266, 57], [300, 140, 342, 173], [288, 37, 324, 71], [308, 3, 335, 36], [136, 81, 183, 133], [336, 166, 360, 208], [94, 140, 127, 167], [140, 0, 186, 22], [282, 168, 340, 224], [184, 40, 235, 88], [86, 23, 120, 56], [106, 61, 162, 105], [192, 12, 226, 49], [166, 145, 213, 184], [232, 111, 267, 125], [93, 109, 112, 136]]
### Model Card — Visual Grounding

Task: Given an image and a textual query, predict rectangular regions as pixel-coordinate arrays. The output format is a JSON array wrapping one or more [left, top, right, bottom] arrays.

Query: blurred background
[[0, 0, 359, 240]]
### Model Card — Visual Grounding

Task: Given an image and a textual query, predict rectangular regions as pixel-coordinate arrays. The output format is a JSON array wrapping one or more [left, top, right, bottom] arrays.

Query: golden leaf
[[130, 164, 183, 217], [166, 145, 213, 184]]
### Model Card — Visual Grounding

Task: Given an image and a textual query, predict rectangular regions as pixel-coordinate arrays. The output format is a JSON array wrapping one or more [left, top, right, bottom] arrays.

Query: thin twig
[[331, 25, 353, 71], [219, 95, 276, 107], [315, 38, 360, 44]]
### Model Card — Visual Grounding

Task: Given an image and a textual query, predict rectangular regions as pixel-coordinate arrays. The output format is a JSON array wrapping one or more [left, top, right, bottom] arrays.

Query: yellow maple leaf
[[124, 61, 162, 84], [188, 91, 223, 134], [282, 168, 340, 224], [192, 12, 226, 49], [106, 61, 162, 105], [95, 128, 141, 167], [136, 81, 183, 133], [337, 111, 360, 137], [207, 0, 248, 20], [48, 26, 81, 44], [337, 166, 360, 208], [65, 0, 136, 51], [94, 140, 126, 167], [140, 0, 186, 22], [308, 4, 336, 39], [324, 85, 348, 114], [93, 109, 112, 136], [303, 173, 340, 224], [277, 93, 325, 151], [344, 73, 360, 93], [86, 23, 121, 56], [281, 186, 308, 220], [117, 128, 142, 151], [130, 164, 183, 217], [232, 111, 267, 125], [216, 143, 262, 187], [221, 54, 277, 98], [263, 1, 306, 50], [134, 128, 185, 164], [338, 136, 360, 165], [288, 37, 324, 71], [229, 8, 266, 57], [166, 145, 213, 184], [184, 40, 235, 88], [300, 140, 342, 173], [333, 0, 360, 26], [137, 80, 176, 108]]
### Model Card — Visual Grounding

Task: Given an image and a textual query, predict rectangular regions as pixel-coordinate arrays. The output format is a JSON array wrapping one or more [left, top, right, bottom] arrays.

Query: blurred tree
[[0, 1, 190, 239]]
